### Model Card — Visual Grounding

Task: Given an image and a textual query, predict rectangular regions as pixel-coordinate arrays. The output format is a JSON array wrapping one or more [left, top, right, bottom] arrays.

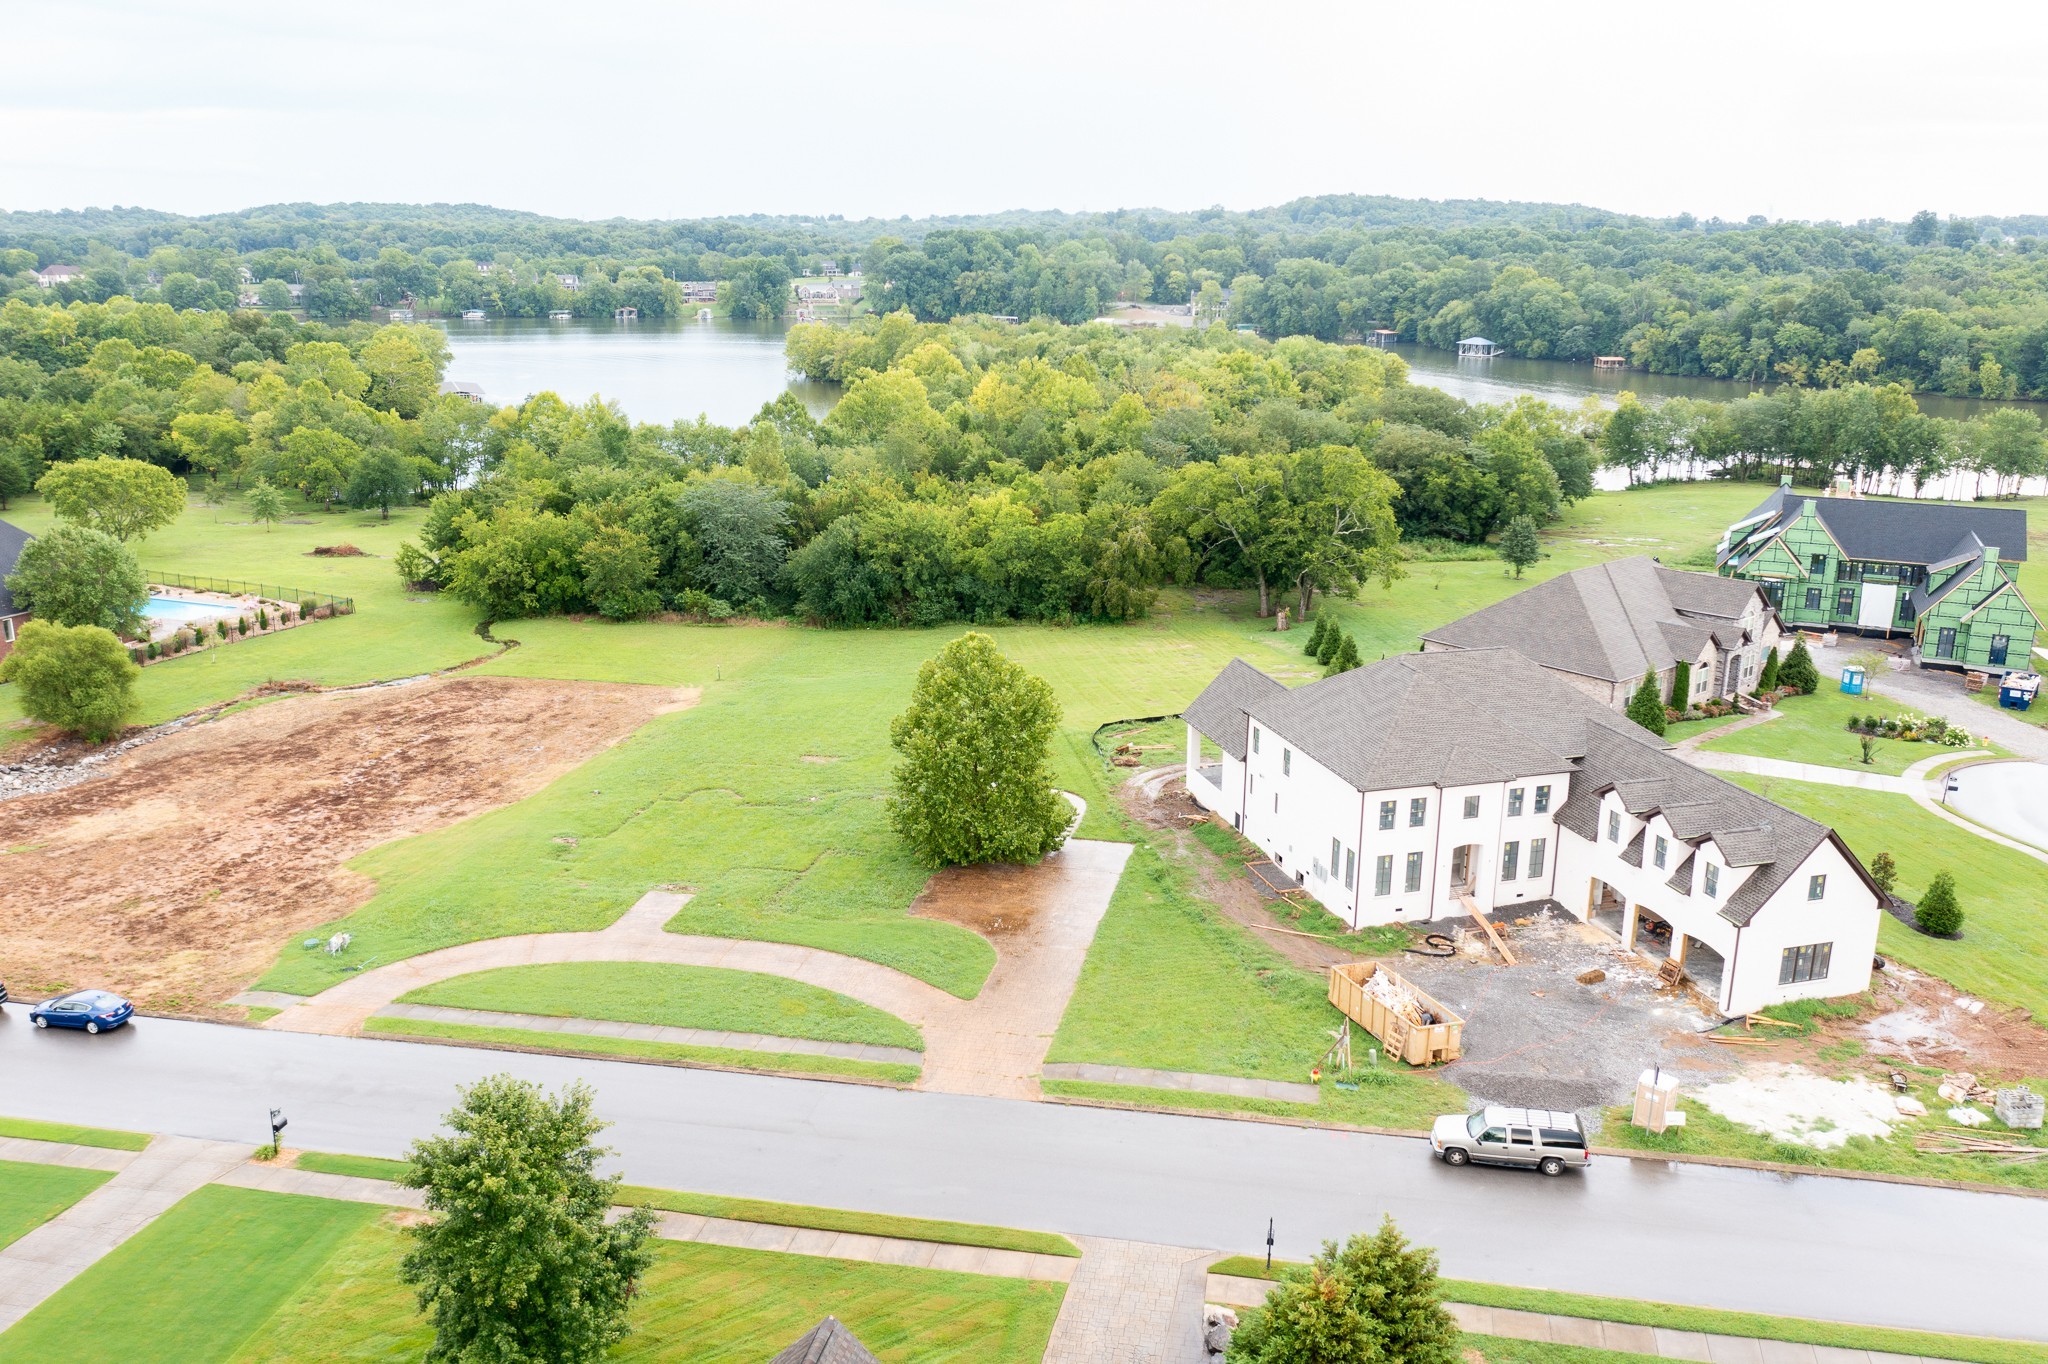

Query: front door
[[1936, 627, 1957, 659], [1991, 634, 2011, 666], [1449, 844, 1472, 891]]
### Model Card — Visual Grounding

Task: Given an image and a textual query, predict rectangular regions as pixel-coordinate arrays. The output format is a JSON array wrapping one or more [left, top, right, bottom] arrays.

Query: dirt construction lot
[[0, 676, 683, 1014]]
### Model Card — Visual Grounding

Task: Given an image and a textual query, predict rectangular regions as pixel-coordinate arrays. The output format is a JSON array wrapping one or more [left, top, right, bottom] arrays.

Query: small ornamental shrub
[[1869, 852, 1898, 896], [299, 599, 318, 619], [216, 618, 229, 639], [1306, 613, 1330, 658], [1914, 871, 1963, 936], [146, 640, 159, 659], [1779, 636, 1820, 694], [1315, 623, 1342, 667], [1758, 645, 1781, 691], [1329, 632, 1362, 675], [1626, 671, 1668, 736], [257, 608, 269, 630]]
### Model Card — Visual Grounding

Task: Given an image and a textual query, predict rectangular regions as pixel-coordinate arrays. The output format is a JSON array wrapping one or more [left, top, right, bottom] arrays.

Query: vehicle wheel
[[1539, 1157, 1565, 1177], [1443, 1148, 1469, 1166], [33, 1016, 47, 1029], [85, 1021, 100, 1034]]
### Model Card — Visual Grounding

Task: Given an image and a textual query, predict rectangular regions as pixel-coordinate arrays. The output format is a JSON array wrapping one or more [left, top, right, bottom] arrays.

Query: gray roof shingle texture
[[1421, 558, 1763, 685], [0, 519, 31, 617], [1727, 488, 2028, 566], [770, 1318, 883, 1364], [1183, 657, 1287, 761]]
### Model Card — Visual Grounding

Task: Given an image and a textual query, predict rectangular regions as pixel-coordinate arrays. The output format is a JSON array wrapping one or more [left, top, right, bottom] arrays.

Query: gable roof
[[770, 1317, 882, 1364], [1421, 558, 1763, 684], [0, 519, 31, 617], [1183, 657, 1287, 760], [1233, 648, 1665, 791], [1723, 488, 2027, 567], [1556, 725, 1853, 926]]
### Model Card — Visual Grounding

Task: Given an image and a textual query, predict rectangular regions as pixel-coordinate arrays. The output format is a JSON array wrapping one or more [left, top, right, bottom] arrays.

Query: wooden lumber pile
[[1913, 1129, 2048, 1163]]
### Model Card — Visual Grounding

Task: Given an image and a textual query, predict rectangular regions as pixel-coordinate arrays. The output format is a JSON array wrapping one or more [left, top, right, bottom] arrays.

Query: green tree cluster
[[3, 524, 147, 634], [1779, 636, 1820, 694], [0, 620, 139, 741], [1914, 871, 1964, 936], [1227, 1218, 1460, 1364], [887, 633, 1071, 866], [1627, 671, 1669, 735]]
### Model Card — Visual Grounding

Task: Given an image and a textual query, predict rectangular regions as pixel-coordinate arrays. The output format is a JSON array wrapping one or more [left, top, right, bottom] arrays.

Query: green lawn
[[1727, 775, 2048, 1015], [0, 1184, 380, 1358], [1208, 1263, 2041, 1364], [1046, 837, 1466, 1130], [399, 962, 923, 1050], [1700, 684, 1998, 775], [363, 1016, 920, 1084], [0, 1159, 113, 1250], [0, 492, 485, 743], [0, 1115, 151, 1151], [293, 1151, 412, 1181]]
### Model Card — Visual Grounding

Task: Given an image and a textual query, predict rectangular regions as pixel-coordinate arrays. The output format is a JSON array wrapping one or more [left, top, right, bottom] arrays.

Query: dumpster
[[1327, 962, 1463, 1065], [2000, 672, 2040, 711], [1839, 665, 1865, 696]]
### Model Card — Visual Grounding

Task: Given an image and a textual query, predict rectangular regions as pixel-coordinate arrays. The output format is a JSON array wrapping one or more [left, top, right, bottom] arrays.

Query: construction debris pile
[[1360, 966, 1441, 1026]]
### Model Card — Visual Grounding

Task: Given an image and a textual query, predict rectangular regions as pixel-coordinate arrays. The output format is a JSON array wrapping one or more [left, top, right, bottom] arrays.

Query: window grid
[[1507, 788, 1524, 817], [1404, 851, 1423, 893], [1779, 941, 1833, 985], [1528, 837, 1546, 878], [1534, 785, 1551, 814], [1409, 797, 1427, 828], [1808, 874, 1827, 901], [1501, 841, 1519, 880], [1379, 800, 1396, 831], [1374, 855, 1392, 896]]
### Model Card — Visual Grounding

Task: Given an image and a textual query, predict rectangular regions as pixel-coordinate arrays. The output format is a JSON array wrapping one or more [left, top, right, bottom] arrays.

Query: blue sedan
[[30, 990, 134, 1034]]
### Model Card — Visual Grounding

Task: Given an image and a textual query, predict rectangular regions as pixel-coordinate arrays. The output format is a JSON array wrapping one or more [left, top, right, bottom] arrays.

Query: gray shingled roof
[[1725, 488, 2028, 567], [1421, 558, 1763, 685], [1183, 657, 1287, 760], [1558, 726, 1858, 926], [770, 1317, 882, 1364], [0, 519, 31, 617]]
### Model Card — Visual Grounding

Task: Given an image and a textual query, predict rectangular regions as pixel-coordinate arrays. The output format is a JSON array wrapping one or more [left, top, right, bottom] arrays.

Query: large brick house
[[1421, 557, 1781, 711], [1717, 480, 2038, 673], [1182, 649, 1883, 1016], [0, 519, 31, 661]]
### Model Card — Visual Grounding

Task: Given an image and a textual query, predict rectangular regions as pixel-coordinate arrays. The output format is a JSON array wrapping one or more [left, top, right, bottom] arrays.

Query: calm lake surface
[[432, 317, 839, 427]]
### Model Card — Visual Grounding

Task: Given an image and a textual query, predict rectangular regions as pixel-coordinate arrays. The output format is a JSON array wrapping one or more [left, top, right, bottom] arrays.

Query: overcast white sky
[[5, 0, 2043, 225]]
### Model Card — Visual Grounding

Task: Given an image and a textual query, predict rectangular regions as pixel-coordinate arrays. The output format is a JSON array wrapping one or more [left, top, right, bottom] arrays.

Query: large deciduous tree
[[888, 632, 1070, 866], [0, 620, 140, 741], [400, 1075, 655, 1364], [1498, 515, 1541, 578], [677, 477, 789, 607], [4, 524, 148, 635], [36, 456, 187, 542], [346, 448, 417, 519], [1226, 1217, 1460, 1364], [721, 256, 793, 321]]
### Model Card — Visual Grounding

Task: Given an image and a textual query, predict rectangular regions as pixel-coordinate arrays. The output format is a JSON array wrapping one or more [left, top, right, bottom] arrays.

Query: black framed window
[[1835, 587, 1856, 618], [1374, 855, 1392, 896], [1704, 863, 1720, 898], [1379, 800, 1396, 830], [1508, 787, 1524, 817], [1534, 785, 1551, 814], [1404, 851, 1423, 893], [1804, 586, 1822, 610], [1528, 838, 1546, 878], [1810, 553, 1827, 575], [1501, 842, 1519, 880], [1653, 835, 1667, 869], [1779, 941, 1833, 985], [1462, 794, 1480, 819], [1606, 810, 1620, 842], [1409, 797, 1427, 827]]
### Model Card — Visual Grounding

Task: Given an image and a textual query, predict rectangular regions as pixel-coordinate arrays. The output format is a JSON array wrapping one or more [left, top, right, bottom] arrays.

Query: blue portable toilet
[[2000, 672, 2040, 711], [1839, 665, 1865, 696]]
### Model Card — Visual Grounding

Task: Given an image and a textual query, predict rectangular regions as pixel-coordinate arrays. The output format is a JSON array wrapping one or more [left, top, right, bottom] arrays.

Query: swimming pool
[[142, 595, 234, 626]]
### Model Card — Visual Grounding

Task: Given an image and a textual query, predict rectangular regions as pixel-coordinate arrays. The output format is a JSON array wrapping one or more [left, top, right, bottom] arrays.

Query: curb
[[358, 1024, 918, 1091], [1038, 1089, 2048, 1201]]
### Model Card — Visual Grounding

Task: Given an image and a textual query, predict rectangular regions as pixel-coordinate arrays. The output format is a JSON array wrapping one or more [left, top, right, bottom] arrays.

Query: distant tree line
[[9, 198, 2048, 400]]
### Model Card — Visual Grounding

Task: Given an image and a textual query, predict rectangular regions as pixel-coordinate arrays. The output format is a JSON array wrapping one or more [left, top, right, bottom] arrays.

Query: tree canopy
[[888, 632, 1071, 866], [0, 620, 140, 741], [4, 524, 147, 634], [36, 456, 186, 541]]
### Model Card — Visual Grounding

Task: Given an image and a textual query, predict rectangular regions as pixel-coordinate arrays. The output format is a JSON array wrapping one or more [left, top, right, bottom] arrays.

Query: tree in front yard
[[1913, 871, 1963, 936], [1626, 671, 1668, 736], [4, 524, 148, 635], [1779, 637, 1819, 694], [246, 478, 288, 529], [1328, 632, 1362, 676], [1498, 514, 1541, 578], [1227, 1217, 1460, 1364], [36, 455, 186, 542], [1757, 645, 1781, 692], [0, 620, 140, 741], [400, 1075, 656, 1364], [888, 631, 1070, 865], [1667, 659, 1691, 709], [1869, 851, 1898, 897], [1305, 612, 1330, 658], [345, 448, 417, 519]]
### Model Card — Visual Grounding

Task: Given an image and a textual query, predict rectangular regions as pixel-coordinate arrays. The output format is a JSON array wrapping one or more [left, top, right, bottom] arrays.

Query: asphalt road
[[6, 1007, 2044, 1341]]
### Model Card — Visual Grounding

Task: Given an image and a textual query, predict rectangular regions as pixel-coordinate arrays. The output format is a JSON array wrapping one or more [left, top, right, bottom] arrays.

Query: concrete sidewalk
[[372, 1002, 925, 1068], [1204, 1278, 1980, 1364], [1683, 750, 1920, 792], [0, 1135, 251, 1333], [1046, 1237, 1218, 1363]]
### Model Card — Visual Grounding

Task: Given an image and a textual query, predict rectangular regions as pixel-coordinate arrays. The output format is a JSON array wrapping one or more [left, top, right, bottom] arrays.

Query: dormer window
[[1653, 836, 1668, 870], [1607, 810, 1620, 842], [1704, 864, 1720, 898]]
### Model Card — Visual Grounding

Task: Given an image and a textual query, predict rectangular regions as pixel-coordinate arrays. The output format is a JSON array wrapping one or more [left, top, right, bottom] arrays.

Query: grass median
[[0, 1158, 115, 1251], [0, 1115, 151, 1151], [362, 1016, 921, 1085]]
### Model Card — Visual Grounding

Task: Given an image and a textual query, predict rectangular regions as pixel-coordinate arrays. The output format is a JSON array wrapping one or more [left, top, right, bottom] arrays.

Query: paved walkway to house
[[370, 1002, 925, 1067], [0, 1135, 141, 1174], [1682, 751, 1921, 793], [0, 1135, 251, 1333], [259, 837, 1133, 1101], [1041, 1062, 1318, 1104], [1203, 1279, 1978, 1364], [216, 1162, 1078, 1283], [1045, 1237, 1218, 1364]]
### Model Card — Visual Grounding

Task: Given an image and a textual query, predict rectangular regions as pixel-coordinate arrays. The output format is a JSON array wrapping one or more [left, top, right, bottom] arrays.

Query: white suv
[[1431, 1106, 1590, 1176]]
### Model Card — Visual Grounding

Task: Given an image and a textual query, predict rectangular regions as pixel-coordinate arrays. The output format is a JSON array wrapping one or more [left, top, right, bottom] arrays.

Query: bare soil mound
[[0, 676, 685, 1014]]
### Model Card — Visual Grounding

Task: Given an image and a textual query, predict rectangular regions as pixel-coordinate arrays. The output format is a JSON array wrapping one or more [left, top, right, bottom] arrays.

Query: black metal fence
[[146, 571, 354, 612]]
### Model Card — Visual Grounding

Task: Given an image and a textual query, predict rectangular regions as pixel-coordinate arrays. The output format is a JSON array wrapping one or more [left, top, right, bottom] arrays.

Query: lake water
[[432, 317, 839, 427]]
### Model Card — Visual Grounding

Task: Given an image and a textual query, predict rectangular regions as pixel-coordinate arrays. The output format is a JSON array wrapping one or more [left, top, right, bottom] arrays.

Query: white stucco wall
[[1720, 837, 1878, 1016]]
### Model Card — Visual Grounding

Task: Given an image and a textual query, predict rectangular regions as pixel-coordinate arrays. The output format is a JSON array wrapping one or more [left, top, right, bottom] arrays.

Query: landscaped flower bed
[[1846, 711, 1976, 748]]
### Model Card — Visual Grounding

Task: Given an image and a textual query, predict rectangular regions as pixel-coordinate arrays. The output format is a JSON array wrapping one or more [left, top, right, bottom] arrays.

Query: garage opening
[[1587, 879, 1626, 938], [1681, 936, 1726, 1003], [1630, 906, 1674, 962]]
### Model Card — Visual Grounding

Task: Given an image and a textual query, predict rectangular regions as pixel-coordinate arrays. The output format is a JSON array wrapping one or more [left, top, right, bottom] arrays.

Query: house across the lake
[[1182, 649, 1882, 1016], [1717, 478, 2038, 672], [1456, 335, 1503, 358], [1422, 556, 1782, 711]]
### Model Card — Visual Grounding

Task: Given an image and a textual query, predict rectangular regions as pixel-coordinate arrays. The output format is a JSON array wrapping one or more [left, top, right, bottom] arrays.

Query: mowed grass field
[[0, 1159, 113, 1251], [0, 1184, 1066, 1364], [1699, 684, 2003, 775]]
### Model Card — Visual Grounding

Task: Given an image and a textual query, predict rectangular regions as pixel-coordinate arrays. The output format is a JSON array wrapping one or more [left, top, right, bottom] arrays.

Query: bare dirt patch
[[0, 676, 687, 1014], [911, 862, 1049, 939]]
